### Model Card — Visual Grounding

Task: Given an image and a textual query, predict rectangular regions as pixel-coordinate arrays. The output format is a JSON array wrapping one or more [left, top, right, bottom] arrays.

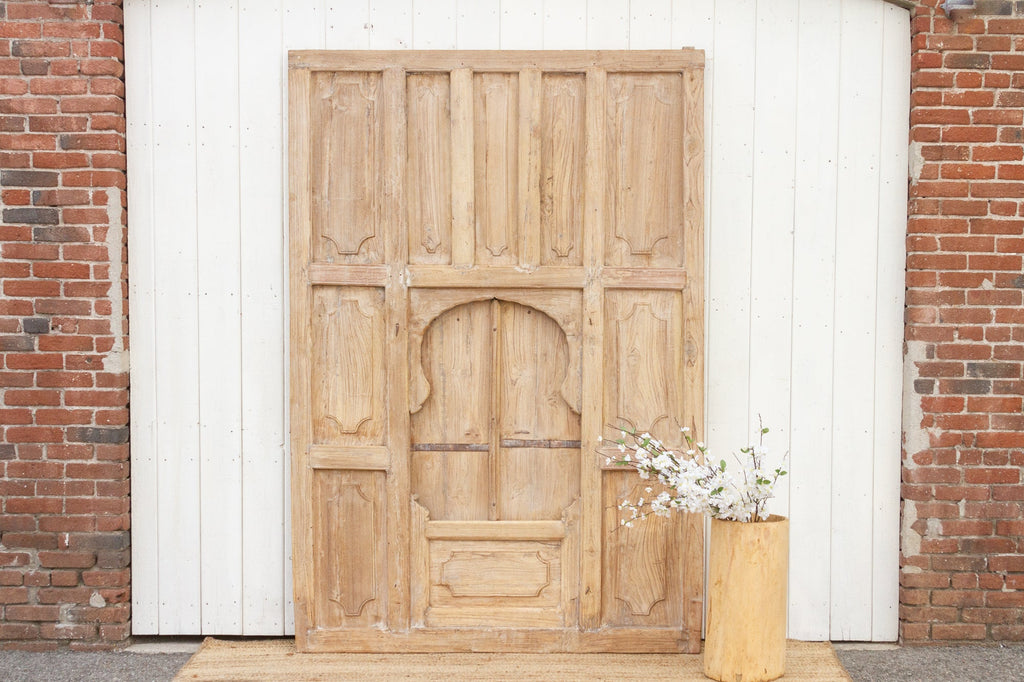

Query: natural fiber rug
[[174, 638, 851, 681]]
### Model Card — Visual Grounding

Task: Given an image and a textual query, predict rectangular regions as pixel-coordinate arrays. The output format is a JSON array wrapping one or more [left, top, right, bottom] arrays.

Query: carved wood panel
[[540, 74, 585, 266], [311, 287, 386, 445], [407, 73, 452, 264], [291, 51, 704, 653], [474, 73, 519, 265], [605, 73, 685, 269], [313, 470, 386, 628], [310, 72, 383, 264]]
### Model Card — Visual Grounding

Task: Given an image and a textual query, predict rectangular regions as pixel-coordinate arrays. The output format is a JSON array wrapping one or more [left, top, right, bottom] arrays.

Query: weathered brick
[[2, 207, 59, 224]]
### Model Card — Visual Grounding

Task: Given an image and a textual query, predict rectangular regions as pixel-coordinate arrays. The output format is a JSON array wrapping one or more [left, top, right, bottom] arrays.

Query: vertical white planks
[[370, 0, 412, 48], [748, 0, 799, 518], [455, 0, 499, 49], [326, 0, 369, 48], [873, 3, 911, 642], [586, 0, 629, 49], [500, 0, 543, 49], [629, 0, 672, 48], [413, 0, 456, 48], [126, 0, 912, 641], [789, 0, 842, 641], [706, 0, 755, 456], [124, 0, 159, 635], [543, 0, 587, 49], [831, 0, 885, 642], [240, 0, 288, 635], [195, 0, 244, 634], [149, 0, 201, 634]]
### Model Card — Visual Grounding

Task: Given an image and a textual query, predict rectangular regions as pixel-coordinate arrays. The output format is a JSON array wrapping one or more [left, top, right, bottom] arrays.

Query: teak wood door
[[289, 50, 705, 653]]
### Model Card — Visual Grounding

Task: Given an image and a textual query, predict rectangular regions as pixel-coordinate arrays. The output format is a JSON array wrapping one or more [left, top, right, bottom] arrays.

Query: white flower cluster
[[610, 424, 786, 524]]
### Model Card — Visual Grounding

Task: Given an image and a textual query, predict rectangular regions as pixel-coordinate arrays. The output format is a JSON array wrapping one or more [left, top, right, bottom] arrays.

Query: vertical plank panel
[[326, 0, 370, 48], [407, 73, 453, 264], [370, 0, 413, 48], [518, 69, 542, 269], [539, 74, 585, 267], [500, 0, 543, 49], [240, 0, 287, 636], [831, 0, 884, 642], [789, 0, 842, 641], [195, 0, 243, 634], [873, 3, 911, 643], [288, 65, 315, 648], [586, 0, 630, 49], [382, 66, 411, 630], [450, 68, 475, 265], [748, 0, 798, 520], [681, 65, 706, 654], [579, 68, 607, 630], [629, 0, 673, 49], [455, 0, 499, 49], [150, 0, 201, 634], [706, 0, 756, 456], [542, 0, 586, 49], [412, 0, 456, 48], [124, 0, 159, 635], [670, 0, 713, 49], [474, 73, 519, 266]]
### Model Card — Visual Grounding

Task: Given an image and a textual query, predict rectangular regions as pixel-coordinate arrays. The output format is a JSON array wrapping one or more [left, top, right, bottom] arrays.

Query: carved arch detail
[[408, 290, 582, 416]]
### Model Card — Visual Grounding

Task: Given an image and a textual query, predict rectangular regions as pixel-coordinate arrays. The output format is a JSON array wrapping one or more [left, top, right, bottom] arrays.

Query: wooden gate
[[289, 50, 704, 652]]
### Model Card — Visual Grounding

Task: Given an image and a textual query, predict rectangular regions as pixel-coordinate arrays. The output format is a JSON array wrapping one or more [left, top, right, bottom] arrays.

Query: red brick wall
[[0, 0, 129, 650], [903, 0, 1024, 643]]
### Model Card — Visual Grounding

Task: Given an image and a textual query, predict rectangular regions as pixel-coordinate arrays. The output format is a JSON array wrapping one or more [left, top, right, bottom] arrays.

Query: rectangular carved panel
[[313, 470, 386, 628], [601, 470, 683, 627], [407, 73, 452, 264], [603, 290, 684, 447], [540, 74, 585, 266], [474, 73, 519, 265], [312, 287, 386, 445], [604, 73, 685, 268], [311, 71, 384, 264], [427, 539, 562, 624]]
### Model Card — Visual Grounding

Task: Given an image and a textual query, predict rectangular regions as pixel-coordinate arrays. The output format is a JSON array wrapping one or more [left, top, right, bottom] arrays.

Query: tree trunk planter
[[704, 515, 789, 682]]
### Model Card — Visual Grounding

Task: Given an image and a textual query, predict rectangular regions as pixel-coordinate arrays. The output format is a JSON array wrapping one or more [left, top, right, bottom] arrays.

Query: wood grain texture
[[579, 67, 607, 631], [311, 287, 387, 444], [704, 517, 789, 682], [407, 73, 452, 264], [287, 66, 314, 650], [450, 68, 475, 265], [540, 74, 585, 266], [313, 471, 387, 628], [474, 73, 519, 265], [290, 50, 704, 71], [311, 72, 383, 263], [605, 73, 685, 268]]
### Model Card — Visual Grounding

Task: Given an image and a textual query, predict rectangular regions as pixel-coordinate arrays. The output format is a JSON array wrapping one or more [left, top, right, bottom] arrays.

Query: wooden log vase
[[703, 515, 789, 682]]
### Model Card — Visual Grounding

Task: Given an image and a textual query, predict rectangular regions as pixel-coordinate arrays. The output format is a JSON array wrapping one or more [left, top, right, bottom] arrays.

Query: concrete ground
[[1, 640, 1023, 681]]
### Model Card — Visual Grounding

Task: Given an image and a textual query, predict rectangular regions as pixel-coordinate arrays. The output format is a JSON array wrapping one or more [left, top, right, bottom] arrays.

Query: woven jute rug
[[174, 638, 852, 681]]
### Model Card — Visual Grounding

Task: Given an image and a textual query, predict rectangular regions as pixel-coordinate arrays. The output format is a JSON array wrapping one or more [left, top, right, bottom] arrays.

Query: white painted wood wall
[[125, 0, 910, 641]]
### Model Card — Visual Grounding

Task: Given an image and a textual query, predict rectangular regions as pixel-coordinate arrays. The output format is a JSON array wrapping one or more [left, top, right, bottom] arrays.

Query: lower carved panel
[[313, 470, 386, 628], [425, 539, 563, 628], [601, 471, 683, 628]]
